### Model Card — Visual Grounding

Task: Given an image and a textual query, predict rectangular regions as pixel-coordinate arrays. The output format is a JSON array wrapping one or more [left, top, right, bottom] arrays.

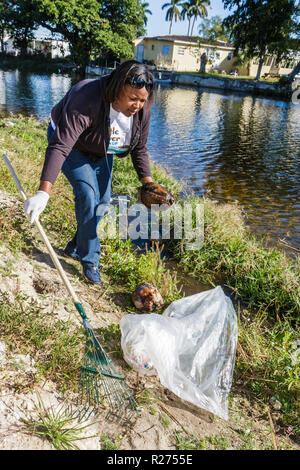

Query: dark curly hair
[[105, 60, 155, 104]]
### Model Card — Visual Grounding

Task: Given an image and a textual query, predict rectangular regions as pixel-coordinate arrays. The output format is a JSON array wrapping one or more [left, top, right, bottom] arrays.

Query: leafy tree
[[8, 0, 39, 56], [222, 0, 298, 80], [198, 15, 231, 42], [278, 1, 300, 82], [32, 0, 144, 67], [162, 0, 183, 34]]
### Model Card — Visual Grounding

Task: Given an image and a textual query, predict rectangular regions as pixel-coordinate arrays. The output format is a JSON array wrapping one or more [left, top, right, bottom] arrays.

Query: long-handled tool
[[2, 154, 137, 421]]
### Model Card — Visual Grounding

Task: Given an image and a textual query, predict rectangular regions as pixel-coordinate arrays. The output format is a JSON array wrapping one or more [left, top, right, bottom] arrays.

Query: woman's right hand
[[24, 190, 50, 223]]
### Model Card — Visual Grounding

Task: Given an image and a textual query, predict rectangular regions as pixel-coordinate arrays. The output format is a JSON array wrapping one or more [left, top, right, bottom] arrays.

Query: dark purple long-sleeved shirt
[[41, 75, 152, 184]]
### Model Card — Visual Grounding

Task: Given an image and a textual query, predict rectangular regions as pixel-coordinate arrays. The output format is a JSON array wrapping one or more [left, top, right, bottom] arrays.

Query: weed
[[150, 405, 158, 416], [100, 433, 121, 450], [206, 434, 229, 450], [174, 430, 208, 450], [21, 393, 96, 450], [136, 389, 157, 408], [161, 413, 171, 429], [174, 430, 230, 450]]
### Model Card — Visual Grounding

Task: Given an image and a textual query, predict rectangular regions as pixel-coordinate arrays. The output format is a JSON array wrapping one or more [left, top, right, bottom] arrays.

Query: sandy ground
[[0, 188, 298, 451]]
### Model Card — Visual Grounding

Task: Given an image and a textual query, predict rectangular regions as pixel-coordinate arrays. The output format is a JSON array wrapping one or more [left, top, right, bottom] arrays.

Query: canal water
[[0, 69, 299, 251]]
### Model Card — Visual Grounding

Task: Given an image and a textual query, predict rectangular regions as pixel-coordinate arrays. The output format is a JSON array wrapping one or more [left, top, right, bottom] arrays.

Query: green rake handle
[[2, 154, 87, 321]]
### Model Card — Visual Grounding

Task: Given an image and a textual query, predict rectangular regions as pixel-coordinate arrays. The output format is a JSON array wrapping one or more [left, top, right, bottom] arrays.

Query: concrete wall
[[173, 73, 298, 98], [84, 65, 298, 99]]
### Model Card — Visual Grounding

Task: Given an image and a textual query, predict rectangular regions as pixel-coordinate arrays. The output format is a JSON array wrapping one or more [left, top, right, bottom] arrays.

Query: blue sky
[[145, 0, 228, 37]]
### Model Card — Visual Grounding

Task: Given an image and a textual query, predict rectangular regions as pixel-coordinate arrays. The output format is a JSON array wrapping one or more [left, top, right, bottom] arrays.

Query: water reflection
[[0, 70, 73, 118], [149, 84, 300, 250], [0, 71, 299, 250]]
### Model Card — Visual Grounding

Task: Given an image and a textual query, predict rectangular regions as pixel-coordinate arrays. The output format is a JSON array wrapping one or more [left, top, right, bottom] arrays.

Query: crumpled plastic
[[120, 286, 238, 420]]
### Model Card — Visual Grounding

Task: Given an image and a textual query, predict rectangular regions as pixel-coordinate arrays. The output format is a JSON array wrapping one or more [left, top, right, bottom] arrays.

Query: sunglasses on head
[[125, 76, 154, 91]]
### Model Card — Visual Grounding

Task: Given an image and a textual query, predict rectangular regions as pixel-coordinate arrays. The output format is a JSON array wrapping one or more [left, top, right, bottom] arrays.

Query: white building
[[2, 32, 17, 55], [28, 38, 70, 58], [2, 32, 70, 58]]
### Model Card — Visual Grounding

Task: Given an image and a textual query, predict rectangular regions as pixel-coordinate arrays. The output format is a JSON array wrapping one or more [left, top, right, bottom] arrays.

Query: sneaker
[[63, 242, 80, 260], [82, 265, 101, 284]]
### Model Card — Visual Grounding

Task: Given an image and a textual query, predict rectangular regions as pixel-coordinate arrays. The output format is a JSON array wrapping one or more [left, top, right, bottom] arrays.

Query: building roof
[[138, 35, 234, 50]]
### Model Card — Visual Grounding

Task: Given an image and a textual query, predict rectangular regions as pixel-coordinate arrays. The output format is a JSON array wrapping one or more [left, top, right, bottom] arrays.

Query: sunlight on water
[[148, 84, 300, 250]]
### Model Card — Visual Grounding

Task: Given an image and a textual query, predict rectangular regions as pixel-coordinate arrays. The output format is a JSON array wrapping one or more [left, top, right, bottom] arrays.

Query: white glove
[[24, 190, 49, 224]]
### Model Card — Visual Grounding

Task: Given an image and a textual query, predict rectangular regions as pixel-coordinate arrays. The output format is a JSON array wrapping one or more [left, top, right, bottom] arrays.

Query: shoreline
[[1, 53, 298, 101], [172, 72, 298, 100], [85, 65, 299, 100]]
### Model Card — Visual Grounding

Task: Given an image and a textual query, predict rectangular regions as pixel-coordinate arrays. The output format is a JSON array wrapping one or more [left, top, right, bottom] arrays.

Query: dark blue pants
[[47, 123, 113, 268]]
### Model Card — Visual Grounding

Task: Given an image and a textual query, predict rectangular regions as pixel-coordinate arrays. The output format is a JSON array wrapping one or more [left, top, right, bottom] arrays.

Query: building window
[[227, 52, 232, 61], [151, 44, 155, 51], [162, 45, 170, 55], [206, 48, 216, 61], [177, 46, 185, 55]]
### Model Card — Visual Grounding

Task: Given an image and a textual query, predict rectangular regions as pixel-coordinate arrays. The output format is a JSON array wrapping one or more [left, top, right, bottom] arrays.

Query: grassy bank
[[0, 116, 299, 441]]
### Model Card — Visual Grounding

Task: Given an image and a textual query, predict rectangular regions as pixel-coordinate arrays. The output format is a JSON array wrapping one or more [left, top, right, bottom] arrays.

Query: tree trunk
[[191, 17, 196, 36], [169, 20, 172, 34], [187, 19, 191, 36], [255, 56, 264, 80], [199, 52, 207, 73], [287, 61, 300, 81]]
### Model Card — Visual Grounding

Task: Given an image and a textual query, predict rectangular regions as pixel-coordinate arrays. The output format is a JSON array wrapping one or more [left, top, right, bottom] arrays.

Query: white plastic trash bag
[[120, 286, 238, 420]]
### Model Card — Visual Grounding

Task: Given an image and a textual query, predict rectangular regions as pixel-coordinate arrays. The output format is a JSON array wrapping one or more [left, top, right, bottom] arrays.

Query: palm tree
[[162, 0, 183, 35], [189, 0, 210, 36], [141, 2, 152, 27], [181, 2, 193, 36]]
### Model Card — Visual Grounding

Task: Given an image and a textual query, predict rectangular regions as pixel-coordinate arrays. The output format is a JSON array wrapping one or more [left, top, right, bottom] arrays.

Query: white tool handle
[[2, 154, 80, 304]]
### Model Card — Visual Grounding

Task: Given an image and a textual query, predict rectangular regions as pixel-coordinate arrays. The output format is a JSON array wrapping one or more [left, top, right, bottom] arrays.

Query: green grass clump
[[235, 311, 299, 433], [112, 156, 182, 203], [0, 292, 84, 392], [172, 198, 300, 318], [174, 430, 229, 450], [101, 238, 182, 306], [21, 393, 96, 450], [100, 433, 121, 450]]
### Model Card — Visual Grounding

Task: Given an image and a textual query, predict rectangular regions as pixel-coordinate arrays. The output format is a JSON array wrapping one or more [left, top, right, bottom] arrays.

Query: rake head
[[76, 320, 138, 421]]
